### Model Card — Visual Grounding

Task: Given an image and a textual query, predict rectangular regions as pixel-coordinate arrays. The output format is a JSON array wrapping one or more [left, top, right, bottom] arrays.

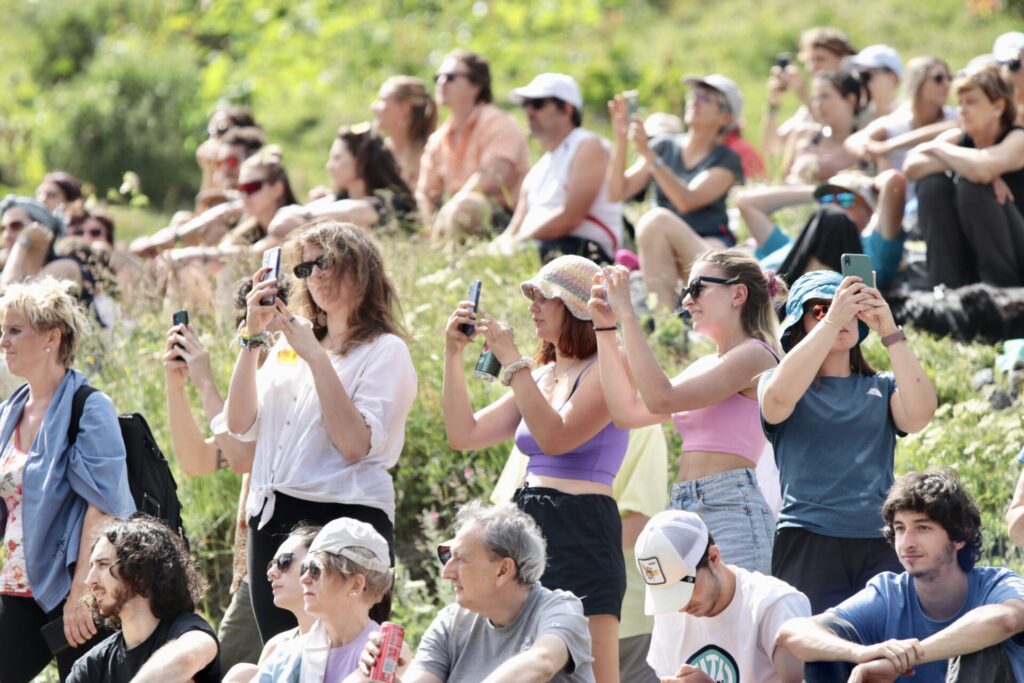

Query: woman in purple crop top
[[591, 249, 786, 575], [442, 255, 628, 683]]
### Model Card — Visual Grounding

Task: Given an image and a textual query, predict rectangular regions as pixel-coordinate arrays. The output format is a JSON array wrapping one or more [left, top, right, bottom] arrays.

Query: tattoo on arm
[[215, 448, 228, 470]]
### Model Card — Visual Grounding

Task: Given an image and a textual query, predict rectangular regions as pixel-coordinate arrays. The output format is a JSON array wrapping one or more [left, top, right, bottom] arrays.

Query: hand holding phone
[[171, 310, 189, 360], [260, 247, 282, 306], [622, 90, 639, 120], [459, 280, 482, 337], [841, 253, 875, 288]]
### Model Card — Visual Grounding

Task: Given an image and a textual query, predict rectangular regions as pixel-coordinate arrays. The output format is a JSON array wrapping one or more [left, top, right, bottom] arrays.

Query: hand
[[196, 138, 218, 173], [245, 265, 278, 334], [355, 630, 409, 680], [475, 311, 521, 366], [823, 276, 872, 328], [164, 323, 215, 388], [856, 286, 899, 336], [767, 65, 788, 107], [20, 222, 55, 252], [602, 265, 636, 320], [849, 658, 909, 683], [63, 587, 98, 648], [445, 302, 479, 355], [864, 138, 892, 160], [272, 301, 321, 362], [609, 95, 629, 141], [161, 331, 189, 388], [660, 664, 715, 682], [786, 64, 807, 103], [589, 273, 617, 328], [994, 176, 1015, 206], [628, 118, 652, 159], [855, 638, 923, 674], [308, 185, 333, 201]]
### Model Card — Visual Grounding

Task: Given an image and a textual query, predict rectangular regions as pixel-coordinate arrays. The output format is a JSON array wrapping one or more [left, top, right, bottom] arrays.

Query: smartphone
[[841, 253, 875, 287], [459, 280, 482, 337], [41, 616, 70, 656], [775, 52, 792, 69], [171, 309, 189, 359], [622, 90, 639, 119], [260, 247, 282, 306]]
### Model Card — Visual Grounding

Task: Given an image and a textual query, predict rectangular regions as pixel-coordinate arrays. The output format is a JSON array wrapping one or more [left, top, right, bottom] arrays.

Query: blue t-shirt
[[759, 370, 903, 538], [832, 568, 1024, 682]]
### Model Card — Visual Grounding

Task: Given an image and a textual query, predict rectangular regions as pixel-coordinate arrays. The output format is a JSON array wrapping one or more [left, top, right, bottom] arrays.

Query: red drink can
[[369, 622, 405, 683]]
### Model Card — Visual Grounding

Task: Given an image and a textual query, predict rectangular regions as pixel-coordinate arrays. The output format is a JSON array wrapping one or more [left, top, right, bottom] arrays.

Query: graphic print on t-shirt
[[686, 644, 740, 683]]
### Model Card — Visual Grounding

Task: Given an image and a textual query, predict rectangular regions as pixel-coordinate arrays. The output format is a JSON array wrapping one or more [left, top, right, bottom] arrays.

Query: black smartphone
[[460, 280, 482, 337], [260, 247, 282, 306], [41, 616, 70, 656], [171, 309, 189, 359], [775, 52, 791, 69], [841, 253, 875, 287]]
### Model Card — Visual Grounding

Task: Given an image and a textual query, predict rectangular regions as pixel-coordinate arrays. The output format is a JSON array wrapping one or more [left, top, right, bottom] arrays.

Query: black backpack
[[68, 386, 186, 541]]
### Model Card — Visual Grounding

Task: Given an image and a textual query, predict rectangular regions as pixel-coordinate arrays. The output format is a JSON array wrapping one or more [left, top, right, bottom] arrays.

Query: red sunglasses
[[239, 179, 268, 196], [806, 302, 831, 321]]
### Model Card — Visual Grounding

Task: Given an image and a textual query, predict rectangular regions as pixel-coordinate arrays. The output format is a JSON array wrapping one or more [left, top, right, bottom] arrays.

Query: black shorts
[[538, 236, 614, 265], [772, 526, 902, 614], [514, 486, 626, 618]]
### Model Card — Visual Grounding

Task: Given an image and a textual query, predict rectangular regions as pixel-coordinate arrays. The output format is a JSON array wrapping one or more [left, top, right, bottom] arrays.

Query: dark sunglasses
[[522, 97, 554, 110], [682, 275, 739, 300], [267, 552, 295, 573], [238, 179, 268, 196], [437, 544, 452, 565], [300, 559, 322, 581], [817, 192, 857, 208], [3, 221, 26, 233], [293, 255, 329, 279], [433, 71, 471, 84], [806, 302, 831, 321], [1004, 58, 1022, 73], [69, 227, 105, 239]]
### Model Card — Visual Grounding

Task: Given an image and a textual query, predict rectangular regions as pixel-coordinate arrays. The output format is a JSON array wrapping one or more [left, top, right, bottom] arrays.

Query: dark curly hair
[[882, 470, 983, 572], [95, 515, 206, 627]]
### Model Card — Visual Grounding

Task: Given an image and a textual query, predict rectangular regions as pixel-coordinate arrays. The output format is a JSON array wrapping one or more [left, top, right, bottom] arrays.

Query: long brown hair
[[533, 303, 597, 364], [286, 221, 406, 354], [381, 76, 438, 147]]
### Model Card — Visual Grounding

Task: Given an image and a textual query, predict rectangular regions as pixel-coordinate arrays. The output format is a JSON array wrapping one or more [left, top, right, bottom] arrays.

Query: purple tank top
[[513, 362, 629, 485]]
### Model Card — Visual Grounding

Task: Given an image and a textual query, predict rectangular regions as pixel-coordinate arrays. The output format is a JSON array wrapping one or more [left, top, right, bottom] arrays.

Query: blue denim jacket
[[0, 369, 135, 612]]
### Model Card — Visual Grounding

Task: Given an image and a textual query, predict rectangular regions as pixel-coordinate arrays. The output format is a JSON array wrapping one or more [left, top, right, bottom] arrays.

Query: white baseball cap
[[683, 74, 743, 120], [309, 517, 390, 574], [994, 31, 1024, 63], [848, 44, 904, 79], [509, 73, 583, 111], [634, 510, 709, 615]]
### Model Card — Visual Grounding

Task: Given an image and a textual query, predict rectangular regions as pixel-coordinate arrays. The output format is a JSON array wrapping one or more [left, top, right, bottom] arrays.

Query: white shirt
[[520, 127, 623, 257], [648, 566, 810, 683], [238, 333, 417, 528], [879, 104, 957, 172]]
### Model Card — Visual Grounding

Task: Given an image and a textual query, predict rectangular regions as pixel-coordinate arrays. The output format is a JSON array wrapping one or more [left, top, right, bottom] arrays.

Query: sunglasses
[[2, 221, 26, 233], [433, 71, 471, 84], [217, 155, 244, 170], [817, 192, 857, 208], [69, 227, 106, 239], [682, 275, 739, 300], [522, 97, 555, 110], [807, 302, 831, 321], [687, 89, 729, 112], [300, 559, 322, 581], [1004, 58, 1022, 73], [238, 179, 268, 196], [293, 255, 329, 279], [437, 544, 452, 565], [267, 552, 295, 573]]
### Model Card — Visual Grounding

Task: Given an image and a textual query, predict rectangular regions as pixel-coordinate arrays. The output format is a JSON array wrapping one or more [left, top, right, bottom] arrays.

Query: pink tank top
[[671, 339, 779, 465]]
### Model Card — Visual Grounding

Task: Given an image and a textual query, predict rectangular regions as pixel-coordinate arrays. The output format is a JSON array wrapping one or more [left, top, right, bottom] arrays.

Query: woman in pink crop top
[[591, 249, 786, 575], [442, 255, 627, 683]]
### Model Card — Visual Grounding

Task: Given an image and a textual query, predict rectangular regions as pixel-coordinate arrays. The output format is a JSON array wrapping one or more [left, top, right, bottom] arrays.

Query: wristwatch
[[881, 326, 906, 348]]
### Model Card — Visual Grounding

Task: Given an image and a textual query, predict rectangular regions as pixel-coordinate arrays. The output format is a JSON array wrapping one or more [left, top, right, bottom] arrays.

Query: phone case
[[841, 253, 874, 286], [260, 248, 282, 305]]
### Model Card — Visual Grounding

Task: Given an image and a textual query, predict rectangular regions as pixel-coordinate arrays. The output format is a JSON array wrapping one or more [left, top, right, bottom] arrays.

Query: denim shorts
[[669, 468, 774, 574]]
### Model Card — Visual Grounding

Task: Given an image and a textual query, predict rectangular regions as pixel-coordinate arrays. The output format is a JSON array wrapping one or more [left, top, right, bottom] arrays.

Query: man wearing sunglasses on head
[[417, 49, 530, 243], [496, 73, 623, 266], [738, 169, 907, 290], [351, 502, 596, 683]]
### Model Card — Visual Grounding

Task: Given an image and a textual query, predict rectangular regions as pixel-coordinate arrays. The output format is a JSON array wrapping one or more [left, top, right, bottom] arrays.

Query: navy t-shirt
[[759, 370, 904, 538], [649, 134, 743, 241], [67, 612, 220, 683], [831, 567, 1024, 682]]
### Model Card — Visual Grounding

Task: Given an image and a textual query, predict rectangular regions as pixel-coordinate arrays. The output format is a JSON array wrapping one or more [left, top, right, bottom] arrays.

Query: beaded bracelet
[[501, 357, 536, 386], [239, 327, 270, 349]]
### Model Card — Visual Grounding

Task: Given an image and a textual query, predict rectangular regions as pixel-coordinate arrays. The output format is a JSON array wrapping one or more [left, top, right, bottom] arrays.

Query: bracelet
[[651, 157, 666, 170], [881, 326, 906, 348], [239, 327, 270, 349], [821, 318, 843, 332], [593, 326, 617, 332], [501, 357, 536, 386]]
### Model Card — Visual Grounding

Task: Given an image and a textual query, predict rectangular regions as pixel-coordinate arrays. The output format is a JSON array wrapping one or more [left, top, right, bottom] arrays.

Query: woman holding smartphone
[[759, 270, 936, 613], [591, 250, 786, 574], [225, 221, 417, 642], [443, 255, 627, 683]]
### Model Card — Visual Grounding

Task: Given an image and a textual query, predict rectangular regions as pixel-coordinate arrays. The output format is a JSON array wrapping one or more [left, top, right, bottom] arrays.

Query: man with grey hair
[[351, 501, 595, 682]]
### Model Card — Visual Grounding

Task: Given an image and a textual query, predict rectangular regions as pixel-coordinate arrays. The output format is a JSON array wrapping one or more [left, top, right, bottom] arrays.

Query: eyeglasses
[[931, 73, 951, 84], [208, 121, 231, 138], [437, 544, 452, 565], [238, 179, 268, 196], [217, 154, 244, 170], [433, 71, 471, 84], [522, 97, 554, 110], [807, 302, 831, 321], [1004, 58, 1022, 73], [300, 559, 322, 581], [817, 192, 857, 208], [687, 89, 729, 112], [69, 227, 106, 239], [2, 221, 26, 233], [682, 276, 740, 300], [267, 552, 295, 573], [293, 255, 329, 279]]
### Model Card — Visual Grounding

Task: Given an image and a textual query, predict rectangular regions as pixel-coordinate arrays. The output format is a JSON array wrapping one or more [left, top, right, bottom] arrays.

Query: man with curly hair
[[777, 470, 1024, 682], [67, 515, 220, 683]]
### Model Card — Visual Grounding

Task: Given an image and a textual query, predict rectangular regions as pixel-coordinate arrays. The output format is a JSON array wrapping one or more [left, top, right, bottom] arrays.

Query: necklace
[[552, 358, 583, 384]]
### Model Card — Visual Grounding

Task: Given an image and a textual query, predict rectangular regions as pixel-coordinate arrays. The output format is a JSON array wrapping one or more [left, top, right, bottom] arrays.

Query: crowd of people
[[0, 24, 1023, 683]]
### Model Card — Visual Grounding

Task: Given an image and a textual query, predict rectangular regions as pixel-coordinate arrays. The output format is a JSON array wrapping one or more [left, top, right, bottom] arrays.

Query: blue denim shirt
[[0, 369, 135, 612]]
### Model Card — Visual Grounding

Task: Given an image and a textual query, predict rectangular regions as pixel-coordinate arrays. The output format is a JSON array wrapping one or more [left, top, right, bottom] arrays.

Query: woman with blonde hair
[[225, 221, 416, 642], [0, 276, 134, 681], [373, 76, 438, 188], [592, 249, 787, 574]]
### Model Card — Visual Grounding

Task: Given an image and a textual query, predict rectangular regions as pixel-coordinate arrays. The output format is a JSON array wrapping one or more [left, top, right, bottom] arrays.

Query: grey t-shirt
[[414, 585, 595, 682]]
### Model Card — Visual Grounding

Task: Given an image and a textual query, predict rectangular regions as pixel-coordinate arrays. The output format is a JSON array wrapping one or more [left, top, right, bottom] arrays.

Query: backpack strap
[[67, 385, 99, 446]]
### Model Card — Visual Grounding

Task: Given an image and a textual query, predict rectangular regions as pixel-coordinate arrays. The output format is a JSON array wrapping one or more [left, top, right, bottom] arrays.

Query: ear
[[732, 283, 749, 308], [47, 327, 62, 350], [348, 573, 367, 594], [494, 557, 517, 587], [708, 544, 722, 568]]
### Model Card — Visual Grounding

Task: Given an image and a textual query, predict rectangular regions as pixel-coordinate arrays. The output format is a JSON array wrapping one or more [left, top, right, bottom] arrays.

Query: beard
[[906, 541, 957, 581], [86, 583, 131, 628]]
